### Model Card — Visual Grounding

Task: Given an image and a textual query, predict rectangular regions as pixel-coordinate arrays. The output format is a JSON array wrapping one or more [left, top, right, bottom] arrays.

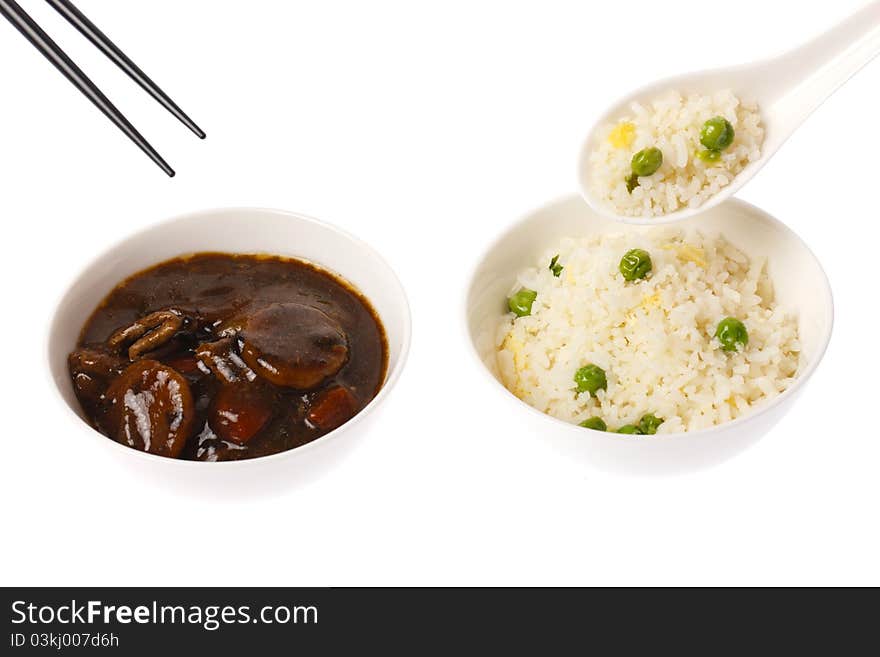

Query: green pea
[[619, 248, 652, 281], [579, 417, 607, 431], [638, 414, 664, 435], [616, 424, 643, 435], [715, 317, 749, 352], [697, 149, 722, 163], [508, 289, 537, 317], [700, 116, 735, 151], [574, 364, 607, 397], [549, 255, 563, 277], [631, 147, 663, 177]]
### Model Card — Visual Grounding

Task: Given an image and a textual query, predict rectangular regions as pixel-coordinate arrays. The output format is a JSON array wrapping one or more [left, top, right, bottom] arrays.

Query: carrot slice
[[307, 386, 358, 431], [209, 384, 274, 445]]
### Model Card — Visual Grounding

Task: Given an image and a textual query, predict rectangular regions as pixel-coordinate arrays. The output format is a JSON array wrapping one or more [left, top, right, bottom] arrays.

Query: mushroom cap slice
[[236, 303, 349, 390], [195, 336, 256, 384], [107, 309, 186, 361], [67, 347, 128, 419], [106, 360, 195, 458]]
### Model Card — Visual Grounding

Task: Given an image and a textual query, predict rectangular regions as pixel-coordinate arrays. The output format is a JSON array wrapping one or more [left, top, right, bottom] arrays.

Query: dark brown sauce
[[69, 253, 388, 461]]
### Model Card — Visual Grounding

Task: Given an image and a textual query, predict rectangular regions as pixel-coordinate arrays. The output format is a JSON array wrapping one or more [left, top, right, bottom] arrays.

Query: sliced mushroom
[[227, 303, 349, 390], [67, 347, 128, 415], [306, 385, 359, 431], [194, 336, 256, 384], [107, 309, 186, 361], [208, 382, 276, 445], [69, 346, 128, 377], [105, 360, 195, 458]]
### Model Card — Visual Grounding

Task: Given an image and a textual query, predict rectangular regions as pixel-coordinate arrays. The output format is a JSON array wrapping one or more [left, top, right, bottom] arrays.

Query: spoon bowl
[[579, 0, 880, 225]]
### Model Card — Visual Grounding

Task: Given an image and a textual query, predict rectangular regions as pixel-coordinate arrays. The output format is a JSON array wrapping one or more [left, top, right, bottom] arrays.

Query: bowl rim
[[46, 206, 412, 469], [462, 194, 834, 441]]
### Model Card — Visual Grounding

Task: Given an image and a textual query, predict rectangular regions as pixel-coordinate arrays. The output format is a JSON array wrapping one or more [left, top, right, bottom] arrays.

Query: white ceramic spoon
[[578, 0, 880, 225]]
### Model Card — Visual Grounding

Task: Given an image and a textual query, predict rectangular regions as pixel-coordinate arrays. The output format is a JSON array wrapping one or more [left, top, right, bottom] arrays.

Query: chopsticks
[[44, 0, 205, 140], [0, 0, 204, 176]]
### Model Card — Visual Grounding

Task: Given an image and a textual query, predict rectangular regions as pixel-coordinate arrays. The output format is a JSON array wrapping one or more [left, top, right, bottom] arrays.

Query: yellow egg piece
[[640, 292, 661, 309], [502, 333, 527, 371], [608, 122, 636, 148], [677, 244, 707, 268]]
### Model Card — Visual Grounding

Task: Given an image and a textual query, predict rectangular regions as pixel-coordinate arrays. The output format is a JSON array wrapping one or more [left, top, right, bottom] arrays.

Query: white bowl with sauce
[[47, 208, 411, 495], [465, 195, 833, 475]]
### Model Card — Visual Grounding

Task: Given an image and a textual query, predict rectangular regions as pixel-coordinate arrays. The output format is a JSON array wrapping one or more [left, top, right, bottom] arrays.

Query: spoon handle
[[771, 0, 880, 129]]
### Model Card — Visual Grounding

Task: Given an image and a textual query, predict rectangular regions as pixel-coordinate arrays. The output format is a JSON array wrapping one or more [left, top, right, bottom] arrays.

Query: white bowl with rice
[[465, 196, 832, 474]]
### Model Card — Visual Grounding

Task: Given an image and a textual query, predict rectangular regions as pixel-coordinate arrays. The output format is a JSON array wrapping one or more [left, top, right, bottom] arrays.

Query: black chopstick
[[44, 0, 205, 140], [0, 0, 174, 176]]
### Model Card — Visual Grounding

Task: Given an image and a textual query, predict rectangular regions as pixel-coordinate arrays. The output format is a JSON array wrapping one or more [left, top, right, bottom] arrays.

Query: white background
[[1, 0, 878, 586]]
